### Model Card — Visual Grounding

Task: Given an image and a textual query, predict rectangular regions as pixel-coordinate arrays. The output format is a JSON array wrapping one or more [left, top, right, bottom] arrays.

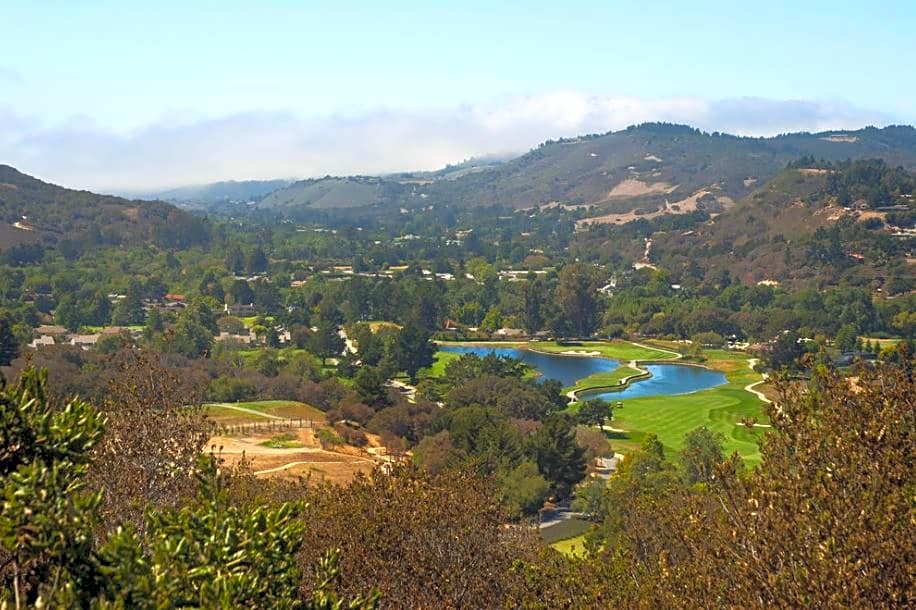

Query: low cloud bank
[[0, 93, 895, 192]]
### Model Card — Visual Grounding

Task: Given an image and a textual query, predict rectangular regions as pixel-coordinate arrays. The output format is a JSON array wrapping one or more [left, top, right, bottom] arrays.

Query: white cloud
[[0, 93, 898, 192]]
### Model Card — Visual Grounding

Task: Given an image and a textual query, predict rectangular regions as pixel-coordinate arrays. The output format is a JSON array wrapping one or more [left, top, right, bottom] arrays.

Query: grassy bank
[[607, 350, 767, 465], [528, 340, 674, 362], [204, 400, 326, 423], [564, 366, 644, 396]]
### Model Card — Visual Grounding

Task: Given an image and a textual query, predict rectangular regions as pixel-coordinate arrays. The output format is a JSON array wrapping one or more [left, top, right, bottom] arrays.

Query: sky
[[1, 0, 914, 192]]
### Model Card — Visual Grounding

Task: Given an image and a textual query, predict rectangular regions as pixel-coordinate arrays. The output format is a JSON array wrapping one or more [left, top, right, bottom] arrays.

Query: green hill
[[145, 179, 292, 209], [0, 165, 210, 254], [257, 175, 413, 210], [425, 124, 916, 214], [249, 124, 916, 220]]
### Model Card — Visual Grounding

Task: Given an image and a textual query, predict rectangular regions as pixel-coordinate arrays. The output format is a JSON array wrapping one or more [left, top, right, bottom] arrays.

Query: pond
[[577, 364, 727, 401], [438, 345, 727, 399], [438, 344, 618, 387]]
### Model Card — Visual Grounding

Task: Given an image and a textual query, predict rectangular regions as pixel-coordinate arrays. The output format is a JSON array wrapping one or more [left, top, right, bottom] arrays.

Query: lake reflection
[[438, 345, 727, 398]]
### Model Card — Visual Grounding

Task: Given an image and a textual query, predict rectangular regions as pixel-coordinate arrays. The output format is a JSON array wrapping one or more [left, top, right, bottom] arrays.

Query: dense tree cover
[[1, 156, 911, 373], [4, 355, 910, 607], [0, 165, 210, 254]]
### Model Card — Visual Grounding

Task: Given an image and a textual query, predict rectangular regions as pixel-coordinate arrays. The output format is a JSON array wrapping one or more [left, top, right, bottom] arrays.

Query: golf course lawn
[[551, 534, 587, 557], [204, 400, 326, 422], [607, 350, 768, 465], [421, 350, 461, 379], [564, 366, 643, 395], [528, 340, 675, 362]]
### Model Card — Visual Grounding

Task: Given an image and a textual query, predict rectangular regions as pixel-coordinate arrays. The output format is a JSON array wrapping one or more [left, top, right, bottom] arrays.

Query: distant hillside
[[257, 176, 415, 211], [146, 179, 293, 209], [638, 159, 915, 289], [246, 124, 916, 221], [0, 165, 209, 254], [429, 124, 916, 216]]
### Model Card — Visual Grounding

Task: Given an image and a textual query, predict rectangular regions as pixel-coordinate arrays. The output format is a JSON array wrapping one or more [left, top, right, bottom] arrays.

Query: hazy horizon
[[3, 1, 914, 191]]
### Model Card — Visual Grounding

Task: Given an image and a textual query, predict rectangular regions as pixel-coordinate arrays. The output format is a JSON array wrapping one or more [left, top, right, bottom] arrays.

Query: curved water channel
[[438, 345, 726, 400]]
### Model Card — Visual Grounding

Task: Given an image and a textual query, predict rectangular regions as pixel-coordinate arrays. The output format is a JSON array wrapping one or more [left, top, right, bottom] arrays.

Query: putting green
[[609, 351, 768, 465]]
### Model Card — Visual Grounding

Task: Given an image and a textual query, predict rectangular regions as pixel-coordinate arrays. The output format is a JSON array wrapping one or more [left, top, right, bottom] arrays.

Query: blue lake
[[439, 345, 619, 387], [438, 345, 726, 399]]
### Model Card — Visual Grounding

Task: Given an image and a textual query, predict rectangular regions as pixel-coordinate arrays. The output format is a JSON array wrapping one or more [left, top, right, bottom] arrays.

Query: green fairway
[[420, 350, 461, 379], [607, 352, 768, 465], [203, 405, 272, 423], [205, 400, 326, 422], [528, 340, 675, 362], [565, 366, 644, 394], [259, 433, 305, 449], [540, 518, 592, 544], [551, 533, 587, 557]]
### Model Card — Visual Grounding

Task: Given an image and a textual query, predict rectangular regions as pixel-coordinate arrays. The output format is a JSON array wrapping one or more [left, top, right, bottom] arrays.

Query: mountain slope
[[249, 124, 916, 221], [638, 160, 915, 289], [428, 124, 916, 214], [145, 179, 293, 209], [0, 165, 209, 252]]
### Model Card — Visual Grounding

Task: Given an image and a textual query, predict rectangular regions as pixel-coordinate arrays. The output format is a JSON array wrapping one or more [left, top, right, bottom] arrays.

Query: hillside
[[0, 165, 209, 254], [145, 179, 292, 209], [245, 124, 916, 221], [429, 124, 916, 216], [627, 160, 915, 289], [257, 175, 415, 211]]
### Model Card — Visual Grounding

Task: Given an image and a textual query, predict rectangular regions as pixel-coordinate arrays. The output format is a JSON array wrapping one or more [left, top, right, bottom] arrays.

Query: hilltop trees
[[679, 425, 725, 485], [397, 323, 436, 384], [530, 414, 587, 498], [555, 263, 601, 337]]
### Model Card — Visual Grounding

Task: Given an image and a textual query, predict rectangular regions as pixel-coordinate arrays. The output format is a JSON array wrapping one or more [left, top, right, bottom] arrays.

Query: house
[[29, 335, 55, 349], [593, 456, 620, 479], [224, 303, 257, 317], [215, 332, 254, 345], [494, 327, 525, 337], [443, 319, 460, 332], [70, 334, 101, 349]]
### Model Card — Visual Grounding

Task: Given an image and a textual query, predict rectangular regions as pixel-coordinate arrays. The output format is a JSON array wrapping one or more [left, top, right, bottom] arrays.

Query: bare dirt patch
[[820, 135, 859, 143], [856, 210, 887, 223], [606, 179, 676, 199], [577, 189, 726, 229], [799, 168, 829, 175], [210, 428, 377, 484]]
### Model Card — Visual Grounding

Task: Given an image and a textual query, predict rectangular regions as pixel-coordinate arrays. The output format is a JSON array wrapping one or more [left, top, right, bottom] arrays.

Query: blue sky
[[1, 1, 914, 190]]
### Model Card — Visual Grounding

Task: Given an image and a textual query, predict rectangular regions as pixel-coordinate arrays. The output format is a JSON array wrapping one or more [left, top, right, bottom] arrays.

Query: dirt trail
[[254, 458, 375, 476], [209, 403, 284, 420], [744, 359, 772, 404]]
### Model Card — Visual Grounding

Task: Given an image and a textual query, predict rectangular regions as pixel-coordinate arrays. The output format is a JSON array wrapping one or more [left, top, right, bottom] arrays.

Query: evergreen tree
[[530, 414, 587, 498], [0, 311, 18, 366]]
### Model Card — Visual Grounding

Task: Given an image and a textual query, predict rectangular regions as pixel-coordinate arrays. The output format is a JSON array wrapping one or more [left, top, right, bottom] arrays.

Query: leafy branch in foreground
[[0, 367, 377, 609]]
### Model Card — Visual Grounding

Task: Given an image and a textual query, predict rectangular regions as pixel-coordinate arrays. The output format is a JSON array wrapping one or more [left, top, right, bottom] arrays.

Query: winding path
[[743, 359, 772, 404], [254, 458, 375, 476], [208, 403, 284, 420]]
